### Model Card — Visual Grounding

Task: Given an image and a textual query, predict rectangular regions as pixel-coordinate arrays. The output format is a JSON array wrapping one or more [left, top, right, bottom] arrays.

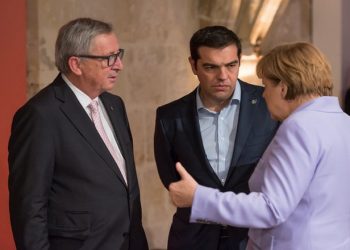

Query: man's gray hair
[[55, 18, 113, 74]]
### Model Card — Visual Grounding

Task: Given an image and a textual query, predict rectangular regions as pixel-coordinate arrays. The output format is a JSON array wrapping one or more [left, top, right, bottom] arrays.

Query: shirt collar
[[62, 74, 99, 107]]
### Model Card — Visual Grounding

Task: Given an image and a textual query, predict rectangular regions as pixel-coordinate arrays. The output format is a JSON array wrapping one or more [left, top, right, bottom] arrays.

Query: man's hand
[[169, 162, 198, 207]]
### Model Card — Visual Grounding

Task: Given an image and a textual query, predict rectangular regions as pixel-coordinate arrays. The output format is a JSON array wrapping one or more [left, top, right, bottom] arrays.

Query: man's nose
[[111, 57, 123, 70], [217, 67, 228, 79]]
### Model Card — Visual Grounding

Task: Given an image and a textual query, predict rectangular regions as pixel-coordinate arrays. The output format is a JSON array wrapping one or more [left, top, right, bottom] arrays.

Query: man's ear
[[188, 57, 197, 75], [68, 56, 82, 75]]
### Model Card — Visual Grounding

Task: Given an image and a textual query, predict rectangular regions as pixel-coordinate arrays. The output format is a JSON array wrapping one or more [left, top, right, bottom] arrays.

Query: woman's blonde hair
[[256, 42, 333, 100]]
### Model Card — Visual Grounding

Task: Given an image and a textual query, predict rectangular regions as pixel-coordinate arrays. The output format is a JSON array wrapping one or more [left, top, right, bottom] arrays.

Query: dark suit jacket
[[8, 74, 148, 250], [154, 80, 278, 250], [344, 87, 350, 115]]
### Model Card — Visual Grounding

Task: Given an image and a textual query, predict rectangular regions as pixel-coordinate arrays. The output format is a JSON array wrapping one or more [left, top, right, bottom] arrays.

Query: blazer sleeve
[[8, 104, 54, 250], [154, 108, 180, 189], [190, 118, 318, 228]]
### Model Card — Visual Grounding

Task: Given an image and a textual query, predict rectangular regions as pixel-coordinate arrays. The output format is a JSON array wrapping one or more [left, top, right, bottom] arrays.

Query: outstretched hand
[[169, 162, 198, 207]]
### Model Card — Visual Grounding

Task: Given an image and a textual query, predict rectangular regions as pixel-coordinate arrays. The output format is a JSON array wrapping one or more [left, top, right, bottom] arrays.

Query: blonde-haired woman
[[169, 42, 350, 250]]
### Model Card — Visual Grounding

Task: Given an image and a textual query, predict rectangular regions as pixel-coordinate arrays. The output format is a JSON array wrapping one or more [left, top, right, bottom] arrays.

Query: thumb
[[175, 162, 190, 180]]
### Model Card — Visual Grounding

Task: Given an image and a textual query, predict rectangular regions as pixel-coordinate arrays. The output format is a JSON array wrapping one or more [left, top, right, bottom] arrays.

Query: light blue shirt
[[196, 81, 241, 185]]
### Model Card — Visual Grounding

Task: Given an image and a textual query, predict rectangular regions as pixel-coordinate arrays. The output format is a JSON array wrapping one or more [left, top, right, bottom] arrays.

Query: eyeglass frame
[[75, 48, 124, 67]]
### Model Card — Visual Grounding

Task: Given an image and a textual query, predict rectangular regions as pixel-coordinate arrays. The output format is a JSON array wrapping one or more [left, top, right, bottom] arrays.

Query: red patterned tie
[[88, 100, 127, 184]]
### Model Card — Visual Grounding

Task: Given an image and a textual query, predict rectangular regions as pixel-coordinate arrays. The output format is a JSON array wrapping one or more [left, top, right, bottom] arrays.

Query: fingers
[[168, 181, 190, 208], [176, 162, 196, 184], [168, 182, 175, 192], [175, 162, 189, 179], [168, 162, 197, 208], [168, 181, 181, 207]]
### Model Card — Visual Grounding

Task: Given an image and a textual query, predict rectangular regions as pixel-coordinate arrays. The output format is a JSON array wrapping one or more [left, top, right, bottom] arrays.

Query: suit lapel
[[53, 76, 127, 187], [182, 89, 223, 185], [100, 94, 131, 185], [227, 82, 260, 178]]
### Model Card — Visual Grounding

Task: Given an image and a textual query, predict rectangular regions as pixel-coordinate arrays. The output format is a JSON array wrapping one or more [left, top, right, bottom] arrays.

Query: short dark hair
[[190, 26, 242, 63]]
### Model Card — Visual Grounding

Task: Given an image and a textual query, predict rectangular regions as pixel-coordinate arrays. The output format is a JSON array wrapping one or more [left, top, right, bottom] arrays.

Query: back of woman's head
[[257, 42, 333, 100]]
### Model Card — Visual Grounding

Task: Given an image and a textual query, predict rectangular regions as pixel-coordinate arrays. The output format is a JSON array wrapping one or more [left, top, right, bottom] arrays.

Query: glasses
[[76, 49, 124, 66]]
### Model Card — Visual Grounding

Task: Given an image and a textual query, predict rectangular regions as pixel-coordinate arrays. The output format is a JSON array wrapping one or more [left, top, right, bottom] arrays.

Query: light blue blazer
[[191, 97, 350, 250]]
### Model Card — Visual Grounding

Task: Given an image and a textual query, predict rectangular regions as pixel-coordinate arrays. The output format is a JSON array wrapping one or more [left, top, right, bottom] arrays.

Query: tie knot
[[88, 100, 99, 114]]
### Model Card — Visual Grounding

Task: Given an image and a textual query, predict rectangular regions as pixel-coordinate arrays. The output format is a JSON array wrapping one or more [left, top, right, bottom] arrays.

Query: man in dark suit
[[8, 18, 148, 250], [154, 26, 278, 250]]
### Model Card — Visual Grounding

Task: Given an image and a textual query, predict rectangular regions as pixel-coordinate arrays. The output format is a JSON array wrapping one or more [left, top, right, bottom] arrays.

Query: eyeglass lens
[[108, 49, 124, 66]]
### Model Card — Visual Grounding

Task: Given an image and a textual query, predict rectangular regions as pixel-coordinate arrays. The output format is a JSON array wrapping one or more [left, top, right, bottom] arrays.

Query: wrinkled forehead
[[88, 32, 119, 53]]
